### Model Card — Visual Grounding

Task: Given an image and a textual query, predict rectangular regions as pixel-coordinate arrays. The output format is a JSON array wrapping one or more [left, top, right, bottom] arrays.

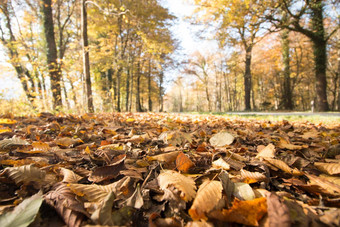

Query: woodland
[[0, 0, 340, 227], [0, 0, 339, 113]]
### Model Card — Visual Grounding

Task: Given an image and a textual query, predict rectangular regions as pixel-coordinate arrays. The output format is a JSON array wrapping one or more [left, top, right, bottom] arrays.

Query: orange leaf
[[176, 152, 194, 173], [209, 197, 267, 226]]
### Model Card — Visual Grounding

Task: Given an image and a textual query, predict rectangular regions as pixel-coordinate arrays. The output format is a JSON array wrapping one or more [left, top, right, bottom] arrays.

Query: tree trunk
[[281, 28, 293, 110], [136, 62, 142, 112], [116, 68, 122, 112], [311, 0, 329, 111], [158, 72, 164, 112], [126, 66, 130, 112], [148, 60, 152, 111], [81, 0, 94, 112], [42, 0, 62, 110], [244, 46, 252, 110]]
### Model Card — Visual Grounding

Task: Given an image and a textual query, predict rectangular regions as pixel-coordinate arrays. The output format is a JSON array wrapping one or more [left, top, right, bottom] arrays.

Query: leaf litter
[[0, 112, 339, 226]]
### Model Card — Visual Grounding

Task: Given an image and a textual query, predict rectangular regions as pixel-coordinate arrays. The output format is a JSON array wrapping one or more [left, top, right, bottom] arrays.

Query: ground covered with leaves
[[0, 112, 340, 227]]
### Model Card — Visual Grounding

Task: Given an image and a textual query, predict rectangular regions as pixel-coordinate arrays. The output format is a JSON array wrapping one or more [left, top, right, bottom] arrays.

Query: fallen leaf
[[88, 154, 126, 182], [189, 180, 223, 220], [176, 152, 195, 173], [208, 197, 267, 226], [69, 176, 132, 202], [158, 170, 196, 202], [265, 158, 303, 176], [147, 150, 180, 163], [314, 162, 340, 175], [233, 182, 255, 201], [0, 191, 43, 227], [266, 193, 291, 227], [255, 143, 275, 159], [45, 183, 86, 227], [240, 169, 267, 184], [0, 164, 46, 185], [212, 158, 230, 170], [60, 168, 83, 183], [209, 131, 234, 147]]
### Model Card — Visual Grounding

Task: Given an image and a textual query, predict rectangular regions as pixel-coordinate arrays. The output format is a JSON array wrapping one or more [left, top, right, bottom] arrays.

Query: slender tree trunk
[[116, 68, 122, 112], [136, 62, 142, 112], [148, 60, 152, 111], [42, 0, 62, 110], [337, 26, 340, 111], [281, 28, 293, 110], [158, 72, 164, 112], [81, 0, 94, 112], [126, 66, 130, 112], [244, 46, 252, 110]]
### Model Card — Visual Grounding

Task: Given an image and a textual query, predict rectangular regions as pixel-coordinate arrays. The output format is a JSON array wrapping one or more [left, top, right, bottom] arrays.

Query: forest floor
[[0, 112, 340, 226]]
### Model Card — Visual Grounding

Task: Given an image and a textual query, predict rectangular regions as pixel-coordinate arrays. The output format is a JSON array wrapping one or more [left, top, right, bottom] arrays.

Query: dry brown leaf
[[306, 174, 340, 196], [255, 143, 275, 159], [68, 176, 132, 202], [147, 151, 180, 163], [212, 158, 230, 170], [277, 138, 305, 150], [176, 152, 195, 173], [265, 158, 303, 176], [55, 137, 83, 148], [45, 183, 87, 227], [240, 169, 267, 184], [158, 170, 196, 202], [314, 162, 340, 175], [60, 168, 83, 183], [88, 154, 126, 183], [0, 164, 46, 185], [267, 193, 291, 227], [208, 197, 267, 226], [189, 180, 223, 221]]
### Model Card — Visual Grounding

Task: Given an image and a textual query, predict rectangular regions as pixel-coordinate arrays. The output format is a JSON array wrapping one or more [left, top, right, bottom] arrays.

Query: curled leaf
[[240, 169, 267, 184], [45, 183, 86, 227], [189, 180, 223, 220], [265, 158, 303, 176], [60, 168, 83, 183], [1, 164, 45, 185], [212, 158, 230, 170], [147, 151, 180, 163]]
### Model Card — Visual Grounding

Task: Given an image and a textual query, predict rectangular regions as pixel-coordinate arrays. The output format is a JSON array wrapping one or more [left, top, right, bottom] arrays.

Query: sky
[[0, 0, 217, 100]]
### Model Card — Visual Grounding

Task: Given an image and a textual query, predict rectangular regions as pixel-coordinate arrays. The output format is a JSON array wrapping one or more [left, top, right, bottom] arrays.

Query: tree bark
[[158, 72, 164, 112], [281, 28, 293, 110], [42, 0, 62, 110], [81, 0, 94, 112], [136, 61, 142, 112], [244, 46, 252, 110], [148, 60, 152, 111], [310, 0, 329, 111]]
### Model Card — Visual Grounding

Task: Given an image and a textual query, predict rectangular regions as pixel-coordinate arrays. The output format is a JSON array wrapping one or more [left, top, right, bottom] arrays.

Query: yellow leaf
[[189, 180, 222, 220], [0, 119, 17, 124], [126, 118, 135, 123]]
